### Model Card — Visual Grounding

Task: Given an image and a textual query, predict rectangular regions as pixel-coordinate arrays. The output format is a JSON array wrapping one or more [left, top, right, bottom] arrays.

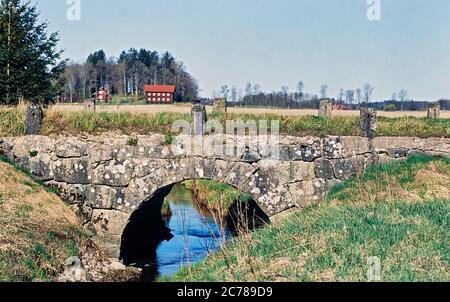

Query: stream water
[[138, 184, 230, 281], [156, 201, 229, 276]]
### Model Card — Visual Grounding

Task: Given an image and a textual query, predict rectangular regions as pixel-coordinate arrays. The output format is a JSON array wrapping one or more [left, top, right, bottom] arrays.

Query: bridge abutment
[[1, 134, 448, 258]]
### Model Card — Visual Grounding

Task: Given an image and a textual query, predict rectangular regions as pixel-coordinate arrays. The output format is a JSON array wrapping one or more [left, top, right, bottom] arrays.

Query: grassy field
[[162, 155, 450, 282], [53, 103, 450, 118], [0, 157, 89, 282], [1, 105, 449, 138]]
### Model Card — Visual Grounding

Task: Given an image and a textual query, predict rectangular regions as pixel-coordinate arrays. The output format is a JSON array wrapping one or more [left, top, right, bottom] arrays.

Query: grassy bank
[[0, 157, 90, 282], [161, 181, 249, 218], [163, 155, 450, 282], [184, 180, 251, 214], [0, 105, 449, 138]]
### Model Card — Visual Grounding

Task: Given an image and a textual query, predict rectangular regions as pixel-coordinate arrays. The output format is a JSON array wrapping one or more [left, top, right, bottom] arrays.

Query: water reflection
[[119, 183, 269, 282], [156, 200, 230, 277], [120, 184, 229, 281]]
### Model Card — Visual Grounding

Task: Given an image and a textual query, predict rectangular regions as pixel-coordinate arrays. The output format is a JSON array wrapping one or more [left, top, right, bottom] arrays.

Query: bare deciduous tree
[[337, 88, 344, 103], [297, 81, 305, 102], [345, 90, 355, 104], [220, 85, 230, 99], [362, 83, 374, 103], [356, 88, 362, 104], [320, 84, 329, 99], [398, 89, 408, 111], [230, 86, 238, 103]]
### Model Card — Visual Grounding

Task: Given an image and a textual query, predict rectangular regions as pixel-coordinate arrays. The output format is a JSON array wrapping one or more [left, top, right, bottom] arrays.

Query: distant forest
[[227, 96, 450, 111], [62, 50, 449, 111], [213, 82, 449, 110], [62, 49, 199, 103]]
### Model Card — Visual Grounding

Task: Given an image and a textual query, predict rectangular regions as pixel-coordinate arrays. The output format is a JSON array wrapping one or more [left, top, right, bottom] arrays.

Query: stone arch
[[118, 157, 273, 215], [117, 177, 270, 270], [119, 184, 174, 266]]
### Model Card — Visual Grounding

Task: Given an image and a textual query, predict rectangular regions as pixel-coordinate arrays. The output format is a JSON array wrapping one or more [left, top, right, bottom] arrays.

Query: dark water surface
[[119, 183, 269, 282], [132, 184, 229, 281], [156, 200, 229, 276]]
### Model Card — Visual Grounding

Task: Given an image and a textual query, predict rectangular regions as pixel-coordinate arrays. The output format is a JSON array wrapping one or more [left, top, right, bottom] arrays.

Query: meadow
[[163, 154, 450, 282], [52, 103, 450, 118], [1, 104, 449, 138], [0, 156, 86, 281]]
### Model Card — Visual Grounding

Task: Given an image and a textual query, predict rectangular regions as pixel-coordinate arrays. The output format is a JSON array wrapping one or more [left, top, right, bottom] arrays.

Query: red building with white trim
[[144, 85, 176, 103], [93, 87, 109, 102]]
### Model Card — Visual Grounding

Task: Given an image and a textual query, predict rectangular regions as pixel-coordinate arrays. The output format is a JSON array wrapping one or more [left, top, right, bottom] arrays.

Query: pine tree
[[0, 0, 66, 105]]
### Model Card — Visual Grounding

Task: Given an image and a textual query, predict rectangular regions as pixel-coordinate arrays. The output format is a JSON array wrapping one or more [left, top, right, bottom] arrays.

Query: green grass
[[184, 179, 251, 212], [0, 159, 89, 282], [107, 96, 145, 105], [161, 199, 172, 217], [15, 204, 34, 218], [0, 106, 26, 136], [377, 116, 450, 138], [0, 226, 84, 282], [0, 106, 448, 137], [164, 133, 175, 145], [162, 155, 450, 282], [63, 239, 80, 257], [126, 137, 139, 146], [42, 111, 191, 136], [0, 156, 58, 194]]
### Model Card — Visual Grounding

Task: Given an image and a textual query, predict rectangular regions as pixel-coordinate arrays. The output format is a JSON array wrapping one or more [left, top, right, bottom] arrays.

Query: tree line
[[215, 81, 377, 109], [62, 49, 199, 103], [0, 0, 446, 111], [0, 1, 199, 105], [215, 81, 446, 110]]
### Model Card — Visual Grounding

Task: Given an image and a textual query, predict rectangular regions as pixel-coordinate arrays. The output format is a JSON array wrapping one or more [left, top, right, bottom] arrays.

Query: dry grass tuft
[[330, 158, 450, 206], [1, 105, 449, 138], [0, 161, 87, 281], [413, 163, 450, 200]]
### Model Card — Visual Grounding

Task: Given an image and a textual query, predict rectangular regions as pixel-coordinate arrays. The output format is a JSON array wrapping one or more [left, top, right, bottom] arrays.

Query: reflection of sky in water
[[156, 202, 229, 276]]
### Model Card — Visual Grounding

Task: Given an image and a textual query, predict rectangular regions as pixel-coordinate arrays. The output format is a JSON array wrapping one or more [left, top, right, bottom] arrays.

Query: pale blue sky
[[38, 0, 450, 100]]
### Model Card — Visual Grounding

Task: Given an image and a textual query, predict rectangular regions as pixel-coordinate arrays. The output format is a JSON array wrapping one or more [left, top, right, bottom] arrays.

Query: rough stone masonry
[[0, 134, 448, 257]]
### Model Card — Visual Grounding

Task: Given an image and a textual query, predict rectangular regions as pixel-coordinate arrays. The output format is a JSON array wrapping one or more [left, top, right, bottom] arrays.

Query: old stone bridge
[[1, 134, 449, 257]]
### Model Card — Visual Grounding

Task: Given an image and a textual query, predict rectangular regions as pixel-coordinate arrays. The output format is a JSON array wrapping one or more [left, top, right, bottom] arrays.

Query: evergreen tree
[[0, 0, 66, 105]]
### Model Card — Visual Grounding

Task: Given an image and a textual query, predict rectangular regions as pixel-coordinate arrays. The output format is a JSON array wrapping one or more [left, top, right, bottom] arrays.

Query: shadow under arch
[[119, 185, 174, 267], [226, 198, 271, 236], [118, 178, 271, 282]]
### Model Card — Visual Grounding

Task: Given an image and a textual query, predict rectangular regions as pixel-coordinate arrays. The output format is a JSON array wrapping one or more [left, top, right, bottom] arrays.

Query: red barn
[[144, 85, 176, 103], [94, 87, 109, 102]]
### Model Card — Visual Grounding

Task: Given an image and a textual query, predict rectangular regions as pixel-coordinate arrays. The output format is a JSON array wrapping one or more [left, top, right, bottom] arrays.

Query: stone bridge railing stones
[[0, 134, 448, 257], [25, 105, 44, 135]]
